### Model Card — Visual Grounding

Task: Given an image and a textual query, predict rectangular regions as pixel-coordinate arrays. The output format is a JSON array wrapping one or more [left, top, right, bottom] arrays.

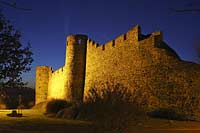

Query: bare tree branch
[[171, 8, 200, 13], [0, 0, 32, 11]]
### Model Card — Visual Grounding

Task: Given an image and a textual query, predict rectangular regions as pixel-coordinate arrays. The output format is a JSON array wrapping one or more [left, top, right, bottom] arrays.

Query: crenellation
[[151, 31, 163, 47], [50, 67, 53, 73], [87, 38, 92, 43], [101, 45, 105, 50], [126, 25, 141, 42], [112, 40, 115, 47], [35, 25, 200, 105], [87, 39, 101, 49], [138, 35, 154, 47], [104, 40, 114, 49], [87, 39, 94, 48], [92, 40, 95, 45], [124, 33, 127, 40], [115, 34, 125, 46], [95, 42, 99, 47]]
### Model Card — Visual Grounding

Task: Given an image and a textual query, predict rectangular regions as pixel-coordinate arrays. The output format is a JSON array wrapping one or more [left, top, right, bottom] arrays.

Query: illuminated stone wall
[[36, 35, 87, 103], [35, 25, 200, 104], [35, 66, 51, 104], [84, 25, 200, 99], [64, 35, 87, 103], [47, 67, 66, 100]]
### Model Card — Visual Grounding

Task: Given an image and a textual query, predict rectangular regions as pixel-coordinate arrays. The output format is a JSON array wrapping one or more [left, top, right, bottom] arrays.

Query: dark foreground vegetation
[[45, 83, 145, 132], [0, 12, 34, 109], [0, 87, 35, 109], [44, 82, 200, 132]]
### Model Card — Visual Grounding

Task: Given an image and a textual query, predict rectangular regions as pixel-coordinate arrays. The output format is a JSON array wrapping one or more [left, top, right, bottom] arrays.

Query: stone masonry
[[35, 25, 200, 104]]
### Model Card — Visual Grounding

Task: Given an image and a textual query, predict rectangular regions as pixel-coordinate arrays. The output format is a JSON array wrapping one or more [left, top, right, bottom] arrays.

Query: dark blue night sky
[[1, 0, 200, 88]]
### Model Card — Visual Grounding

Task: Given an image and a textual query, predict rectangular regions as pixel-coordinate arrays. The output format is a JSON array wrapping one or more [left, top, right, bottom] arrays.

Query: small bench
[[7, 110, 23, 117]]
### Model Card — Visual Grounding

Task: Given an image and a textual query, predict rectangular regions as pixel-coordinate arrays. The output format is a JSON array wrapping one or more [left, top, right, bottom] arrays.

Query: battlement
[[36, 66, 52, 70], [87, 25, 141, 50], [35, 24, 196, 106], [52, 66, 65, 75], [36, 66, 52, 76], [87, 25, 163, 51], [151, 31, 163, 47], [87, 38, 100, 48]]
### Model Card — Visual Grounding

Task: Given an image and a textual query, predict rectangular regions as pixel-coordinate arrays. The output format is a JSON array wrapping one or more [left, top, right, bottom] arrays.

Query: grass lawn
[[1, 109, 200, 133], [0, 109, 93, 133]]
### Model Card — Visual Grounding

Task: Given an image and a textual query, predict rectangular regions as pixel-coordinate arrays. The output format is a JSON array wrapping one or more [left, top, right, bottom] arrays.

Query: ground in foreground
[[0, 109, 200, 133]]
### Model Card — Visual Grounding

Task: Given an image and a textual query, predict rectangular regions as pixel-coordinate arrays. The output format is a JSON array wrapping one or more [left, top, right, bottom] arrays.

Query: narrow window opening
[[77, 39, 82, 44]]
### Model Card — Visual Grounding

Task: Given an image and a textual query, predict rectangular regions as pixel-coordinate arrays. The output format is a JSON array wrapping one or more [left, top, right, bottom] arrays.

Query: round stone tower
[[65, 34, 88, 103]]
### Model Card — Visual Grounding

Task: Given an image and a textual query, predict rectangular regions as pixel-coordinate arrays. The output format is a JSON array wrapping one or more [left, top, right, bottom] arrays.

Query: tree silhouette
[[171, 1, 200, 14], [0, 13, 33, 88], [171, 8, 200, 13], [0, 0, 32, 11]]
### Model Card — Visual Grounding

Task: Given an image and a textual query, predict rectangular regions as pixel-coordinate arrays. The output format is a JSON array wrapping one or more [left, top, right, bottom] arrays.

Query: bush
[[0, 87, 35, 109], [28, 101, 35, 108], [0, 102, 6, 109], [147, 81, 200, 121], [147, 108, 187, 121], [56, 105, 79, 119], [78, 83, 145, 132], [45, 99, 72, 115]]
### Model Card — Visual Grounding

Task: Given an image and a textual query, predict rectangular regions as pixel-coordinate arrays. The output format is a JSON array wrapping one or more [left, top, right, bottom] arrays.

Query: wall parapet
[[86, 25, 164, 52], [36, 24, 177, 105], [52, 66, 65, 75], [151, 31, 163, 47]]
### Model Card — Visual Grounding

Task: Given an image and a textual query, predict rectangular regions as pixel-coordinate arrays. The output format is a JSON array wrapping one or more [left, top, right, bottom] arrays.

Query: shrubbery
[[44, 80, 200, 131], [140, 64, 200, 121], [0, 87, 35, 109], [44, 83, 146, 132], [146, 80, 200, 121], [147, 108, 187, 121], [77, 83, 145, 132], [0, 101, 6, 109], [45, 99, 72, 114]]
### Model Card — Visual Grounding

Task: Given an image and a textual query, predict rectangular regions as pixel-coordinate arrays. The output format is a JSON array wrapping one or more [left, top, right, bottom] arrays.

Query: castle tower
[[65, 34, 88, 103], [35, 66, 52, 104]]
